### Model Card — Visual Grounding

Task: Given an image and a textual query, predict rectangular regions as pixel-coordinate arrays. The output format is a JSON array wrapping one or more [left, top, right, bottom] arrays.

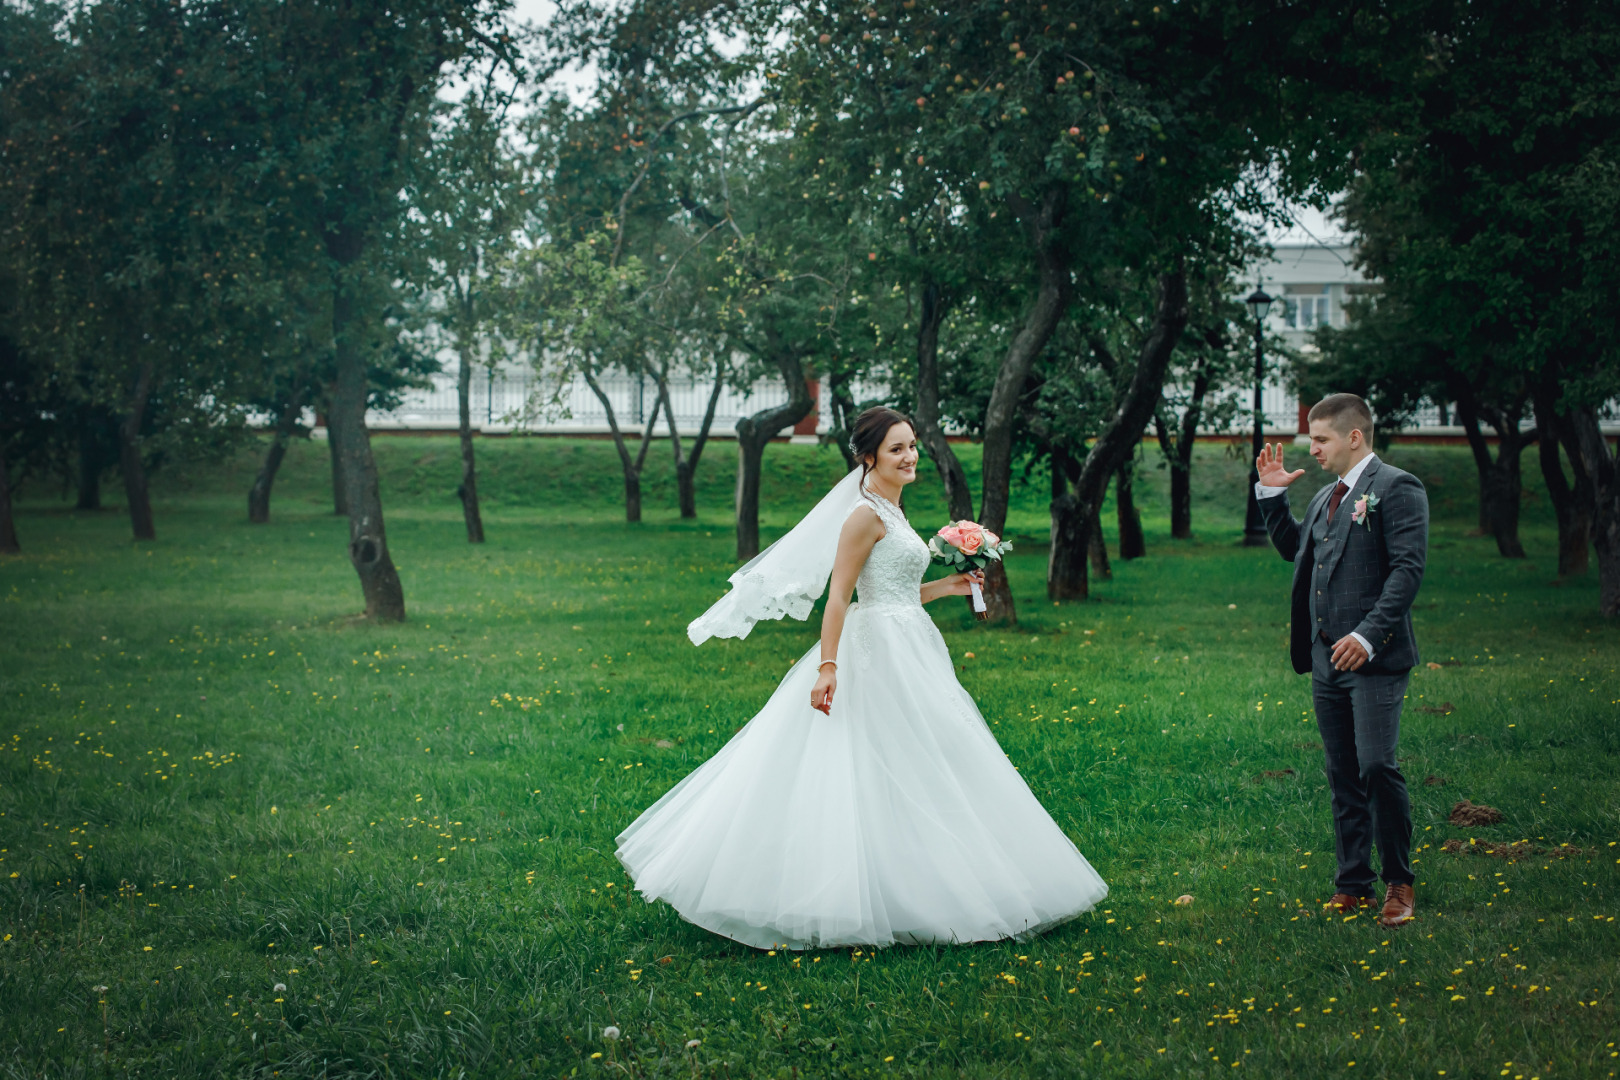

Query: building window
[[1283, 292, 1332, 329]]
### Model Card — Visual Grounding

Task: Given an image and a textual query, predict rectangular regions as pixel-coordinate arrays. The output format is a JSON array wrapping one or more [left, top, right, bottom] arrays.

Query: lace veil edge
[[687, 467, 866, 646]]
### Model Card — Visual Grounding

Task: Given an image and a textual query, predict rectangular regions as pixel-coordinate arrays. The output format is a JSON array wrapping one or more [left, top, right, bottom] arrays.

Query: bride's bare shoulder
[[840, 500, 886, 543]]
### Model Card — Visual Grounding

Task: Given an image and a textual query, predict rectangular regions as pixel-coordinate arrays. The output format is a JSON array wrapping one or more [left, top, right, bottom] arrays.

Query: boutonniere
[[1351, 491, 1380, 529]]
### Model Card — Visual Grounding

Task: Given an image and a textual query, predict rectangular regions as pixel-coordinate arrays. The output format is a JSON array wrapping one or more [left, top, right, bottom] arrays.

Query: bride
[[616, 407, 1108, 950]]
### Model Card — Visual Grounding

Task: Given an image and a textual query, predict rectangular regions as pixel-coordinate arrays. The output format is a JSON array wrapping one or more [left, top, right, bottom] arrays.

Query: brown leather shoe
[[1323, 893, 1375, 915], [1379, 883, 1416, 927]]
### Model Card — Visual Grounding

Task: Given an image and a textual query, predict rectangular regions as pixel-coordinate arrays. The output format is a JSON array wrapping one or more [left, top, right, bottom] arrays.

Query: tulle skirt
[[615, 601, 1108, 950]]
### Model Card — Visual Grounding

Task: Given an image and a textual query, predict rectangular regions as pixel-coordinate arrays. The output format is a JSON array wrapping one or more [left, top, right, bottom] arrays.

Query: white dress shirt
[[1256, 453, 1378, 659]]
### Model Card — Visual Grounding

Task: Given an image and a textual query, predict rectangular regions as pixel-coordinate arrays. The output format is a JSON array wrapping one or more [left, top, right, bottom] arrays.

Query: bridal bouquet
[[928, 521, 1013, 618]]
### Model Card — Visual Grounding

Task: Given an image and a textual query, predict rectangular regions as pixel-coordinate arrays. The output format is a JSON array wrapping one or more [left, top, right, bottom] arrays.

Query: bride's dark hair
[[848, 406, 916, 506]]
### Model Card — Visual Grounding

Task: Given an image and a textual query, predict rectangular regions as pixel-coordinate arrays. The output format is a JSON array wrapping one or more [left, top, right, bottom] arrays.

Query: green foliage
[[1317, 0, 1620, 404]]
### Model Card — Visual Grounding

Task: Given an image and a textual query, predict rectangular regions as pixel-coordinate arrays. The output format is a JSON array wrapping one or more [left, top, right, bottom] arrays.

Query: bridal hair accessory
[[927, 521, 1012, 618], [847, 437, 859, 458], [687, 467, 867, 645]]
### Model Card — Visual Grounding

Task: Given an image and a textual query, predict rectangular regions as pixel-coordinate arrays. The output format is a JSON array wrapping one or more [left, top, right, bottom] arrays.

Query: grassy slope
[[1, 436, 1616, 1079]]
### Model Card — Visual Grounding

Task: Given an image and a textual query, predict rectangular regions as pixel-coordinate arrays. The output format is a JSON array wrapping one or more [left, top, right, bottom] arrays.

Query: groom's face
[[1307, 419, 1363, 477]]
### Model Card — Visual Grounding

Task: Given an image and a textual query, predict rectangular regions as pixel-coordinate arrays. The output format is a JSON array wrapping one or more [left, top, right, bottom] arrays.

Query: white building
[[1237, 231, 1369, 438]]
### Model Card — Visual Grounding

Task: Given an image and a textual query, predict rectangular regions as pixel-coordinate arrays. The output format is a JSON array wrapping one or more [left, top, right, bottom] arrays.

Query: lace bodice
[[852, 492, 931, 611]]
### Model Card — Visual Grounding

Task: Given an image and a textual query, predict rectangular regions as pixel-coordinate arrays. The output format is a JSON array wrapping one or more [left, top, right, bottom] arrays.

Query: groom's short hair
[[1308, 393, 1374, 439]]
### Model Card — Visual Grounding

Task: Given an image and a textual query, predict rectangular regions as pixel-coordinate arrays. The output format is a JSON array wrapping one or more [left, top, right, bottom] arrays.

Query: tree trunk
[[826, 371, 860, 472], [75, 421, 104, 510], [1153, 360, 1210, 540], [248, 393, 304, 525], [325, 408, 348, 516], [581, 366, 662, 525], [331, 286, 405, 621], [1048, 493, 1088, 599], [734, 348, 813, 561], [1168, 456, 1192, 539], [1533, 384, 1591, 577], [978, 190, 1073, 622], [456, 341, 485, 543], [1483, 441, 1527, 560], [1566, 406, 1619, 615], [1484, 408, 1531, 560], [1116, 455, 1145, 559], [1088, 513, 1112, 581], [674, 358, 725, 519], [1454, 389, 1491, 536], [1048, 449, 1086, 598], [1048, 268, 1189, 602], [663, 376, 690, 516], [0, 438, 19, 554], [912, 281, 974, 522], [117, 363, 156, 542], [1454, 388, 1528, 558]]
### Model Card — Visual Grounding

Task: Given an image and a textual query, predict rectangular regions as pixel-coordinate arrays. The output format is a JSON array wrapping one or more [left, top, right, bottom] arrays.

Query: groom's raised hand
[[1256, 443, 1306, 488]]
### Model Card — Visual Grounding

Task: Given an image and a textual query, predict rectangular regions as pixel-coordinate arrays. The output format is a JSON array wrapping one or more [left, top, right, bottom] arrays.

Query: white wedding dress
[[616, 490, 1107, 950]]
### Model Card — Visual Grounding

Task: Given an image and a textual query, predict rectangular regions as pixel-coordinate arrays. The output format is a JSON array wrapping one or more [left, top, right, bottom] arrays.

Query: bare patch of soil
[[1440, 838, 1590, 860], [1251, 768, 1297, 783], [1417, 701, 1456, 715], [1422, 775, 1449, 786], [1448, 799, 1504, 826]]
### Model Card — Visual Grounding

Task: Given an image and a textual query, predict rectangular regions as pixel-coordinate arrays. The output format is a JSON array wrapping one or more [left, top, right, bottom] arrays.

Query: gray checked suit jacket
[[1257, 457, 1429, 676]]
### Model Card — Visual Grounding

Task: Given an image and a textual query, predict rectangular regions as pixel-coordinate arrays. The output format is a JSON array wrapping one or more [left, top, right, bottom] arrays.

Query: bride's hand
[[944, 569, 985, 597], [810, 666, 836, 715]]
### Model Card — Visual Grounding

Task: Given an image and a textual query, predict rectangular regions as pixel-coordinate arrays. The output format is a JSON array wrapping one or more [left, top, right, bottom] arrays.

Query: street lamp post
[[1242, 287, 1273, 547]]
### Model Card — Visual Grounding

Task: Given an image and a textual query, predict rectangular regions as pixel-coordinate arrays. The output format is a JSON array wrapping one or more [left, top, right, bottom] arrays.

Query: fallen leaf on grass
[[1417, 701, 1456, 715], [1422, 775, 1448, 787], [654, 739, 674, 749], [1448, 799, 1504, 826], [1426, 662, 1444, 670], [1173, 895, 1194, 906]]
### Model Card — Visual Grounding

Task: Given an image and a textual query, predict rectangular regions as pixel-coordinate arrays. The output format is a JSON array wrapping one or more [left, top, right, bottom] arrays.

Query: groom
[[1255, 393, 1428, 928]]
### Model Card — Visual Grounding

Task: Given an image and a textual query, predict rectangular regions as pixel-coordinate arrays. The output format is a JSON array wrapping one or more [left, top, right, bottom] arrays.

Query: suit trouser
[[1311, 638, 1414, 894]]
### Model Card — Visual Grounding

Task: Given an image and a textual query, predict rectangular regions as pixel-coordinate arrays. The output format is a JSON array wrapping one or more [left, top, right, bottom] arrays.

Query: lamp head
[[1245, 287, 1273, 322]]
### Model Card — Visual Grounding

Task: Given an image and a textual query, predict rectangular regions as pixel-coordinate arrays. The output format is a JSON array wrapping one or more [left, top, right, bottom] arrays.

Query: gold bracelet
[[818, 660, 837, 670]]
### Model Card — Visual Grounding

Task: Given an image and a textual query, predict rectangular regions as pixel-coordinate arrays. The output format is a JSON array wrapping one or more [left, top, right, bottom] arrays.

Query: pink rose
[[935, 524, 964, 546], [958, 529, 984, 555]]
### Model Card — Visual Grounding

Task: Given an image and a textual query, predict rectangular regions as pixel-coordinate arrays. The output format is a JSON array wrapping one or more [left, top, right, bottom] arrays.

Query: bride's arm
[[920, 569, 984, 605], [810, 506, 883, 714]]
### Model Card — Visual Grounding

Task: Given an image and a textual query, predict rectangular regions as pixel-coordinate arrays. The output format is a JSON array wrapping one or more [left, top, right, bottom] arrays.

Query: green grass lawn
[[1, 436, 1616, 1079]]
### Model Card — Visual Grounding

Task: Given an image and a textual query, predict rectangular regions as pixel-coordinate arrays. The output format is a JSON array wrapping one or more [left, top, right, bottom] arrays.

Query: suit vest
[[1308, 500, 1339, 640]]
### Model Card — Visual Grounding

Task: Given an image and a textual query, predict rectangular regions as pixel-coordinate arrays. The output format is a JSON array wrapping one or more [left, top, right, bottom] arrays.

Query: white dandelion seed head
[[602, 1025, 621, 1040], [273, 983, 287, 993], [685, 1039, 701, 1049], [92, 985, 108, 994]]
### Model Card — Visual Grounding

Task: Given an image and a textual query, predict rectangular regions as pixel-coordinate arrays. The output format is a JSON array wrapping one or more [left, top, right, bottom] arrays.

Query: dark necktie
[[1326, 480, 1350, 522]]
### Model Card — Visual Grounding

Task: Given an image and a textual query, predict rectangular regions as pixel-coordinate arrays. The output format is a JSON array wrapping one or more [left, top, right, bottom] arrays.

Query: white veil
[[687, 467, 867, 645]]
